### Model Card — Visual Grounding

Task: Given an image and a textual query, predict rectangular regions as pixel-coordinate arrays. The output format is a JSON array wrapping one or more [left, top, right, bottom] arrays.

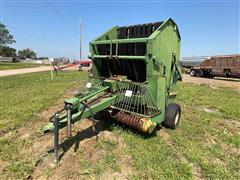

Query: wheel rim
[[174, 112, 179, 125]]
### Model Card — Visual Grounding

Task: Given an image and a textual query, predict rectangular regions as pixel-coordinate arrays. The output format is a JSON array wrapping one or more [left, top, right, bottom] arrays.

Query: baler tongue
[[42, 78, 115, 133], [43, 78, 160, 134]]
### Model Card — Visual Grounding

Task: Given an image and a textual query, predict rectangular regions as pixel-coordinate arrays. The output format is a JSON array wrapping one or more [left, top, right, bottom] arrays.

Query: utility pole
[[80, 19, 83, 61]]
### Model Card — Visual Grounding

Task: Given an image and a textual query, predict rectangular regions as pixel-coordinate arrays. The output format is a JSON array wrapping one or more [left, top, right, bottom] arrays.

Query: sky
[[0, 0, 239, 59]]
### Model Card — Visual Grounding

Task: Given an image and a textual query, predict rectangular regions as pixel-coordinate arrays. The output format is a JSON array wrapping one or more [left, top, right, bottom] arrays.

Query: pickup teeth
[[110, 111, 156, 134], [113, 80, 160, 117]]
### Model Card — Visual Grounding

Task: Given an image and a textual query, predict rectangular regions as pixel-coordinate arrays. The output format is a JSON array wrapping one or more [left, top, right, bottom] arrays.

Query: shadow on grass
[[47, 109, 158, 161], [60, 120, 112, 160], [47, 110, 113, 160]]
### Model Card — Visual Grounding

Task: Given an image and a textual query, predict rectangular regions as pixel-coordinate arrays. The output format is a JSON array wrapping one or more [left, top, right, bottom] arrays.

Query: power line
[[6, 24, 48, 41], [47, 2, 70, 24], [47, 2, 80, 58]]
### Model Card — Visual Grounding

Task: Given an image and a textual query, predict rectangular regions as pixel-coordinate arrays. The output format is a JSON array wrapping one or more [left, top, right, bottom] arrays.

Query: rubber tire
[[224, 70, 231, 77], [190, 69, 196, 76], [196, 70, 203, 77], [163, 103, 181, 129]]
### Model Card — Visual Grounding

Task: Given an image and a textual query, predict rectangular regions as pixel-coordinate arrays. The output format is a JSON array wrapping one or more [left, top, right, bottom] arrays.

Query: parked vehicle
[[190, 55, 240, 78]]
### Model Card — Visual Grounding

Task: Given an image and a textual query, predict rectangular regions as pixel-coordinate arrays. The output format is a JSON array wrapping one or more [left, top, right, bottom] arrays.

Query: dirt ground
[[0, 66, 52, 76], [31, 119, 131, 179], [0, 65, 80, 77], [1, 88, 131, 179], [182, 74, 240, 91]]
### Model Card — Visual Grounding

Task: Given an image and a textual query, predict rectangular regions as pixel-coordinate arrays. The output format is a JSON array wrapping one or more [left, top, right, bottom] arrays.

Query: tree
[[0, 23, 16, 46], [0, 23, 16, 58], [0, 46, 16, 57], [37, 57, 49, 60], [18, 48, 37, 59]]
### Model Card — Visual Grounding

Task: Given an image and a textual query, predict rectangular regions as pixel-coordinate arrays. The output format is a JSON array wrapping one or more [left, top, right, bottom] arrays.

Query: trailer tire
[[163, 103, 181, 129], [224, 69, 231, 77], [196, 70, 203, 77], [190, 69, 196, 76]]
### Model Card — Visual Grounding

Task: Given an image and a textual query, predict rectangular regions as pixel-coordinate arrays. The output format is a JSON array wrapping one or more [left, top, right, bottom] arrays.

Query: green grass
[[0, 71, 87, 133], [92, 139, 121, 175], [122, 133, 193, 179], [76, 138, 121, 177], [0, 73, 239, 179], [0, 138, 33, 178], [117, 83, 240, 179], [0, 62, 48, 70], [0, 71, 87, 178]]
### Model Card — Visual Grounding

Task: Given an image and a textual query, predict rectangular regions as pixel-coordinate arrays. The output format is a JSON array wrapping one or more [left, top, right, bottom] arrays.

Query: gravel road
[[0, 66, 52, 77]]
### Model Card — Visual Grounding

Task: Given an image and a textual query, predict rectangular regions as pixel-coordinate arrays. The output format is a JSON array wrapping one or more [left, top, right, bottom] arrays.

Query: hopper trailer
[[43, 18, 182, 161], [190, 55, 240, 78]]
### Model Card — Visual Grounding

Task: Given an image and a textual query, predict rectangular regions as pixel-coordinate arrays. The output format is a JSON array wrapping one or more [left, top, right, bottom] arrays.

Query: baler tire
[[163, 103, 181, 129]]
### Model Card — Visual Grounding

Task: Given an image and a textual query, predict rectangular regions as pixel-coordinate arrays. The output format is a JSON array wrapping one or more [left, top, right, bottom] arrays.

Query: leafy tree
[[0, 46, 17, 57], [18, 48, 37, 59], [0, 23, 16, 46]]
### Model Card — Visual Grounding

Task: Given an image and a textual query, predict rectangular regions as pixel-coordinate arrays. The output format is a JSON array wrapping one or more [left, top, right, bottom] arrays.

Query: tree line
[[0, 23, 40, 59]]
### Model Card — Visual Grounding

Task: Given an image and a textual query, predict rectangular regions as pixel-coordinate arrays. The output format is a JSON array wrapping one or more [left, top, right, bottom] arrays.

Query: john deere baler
[[43, 18, 182, 161]]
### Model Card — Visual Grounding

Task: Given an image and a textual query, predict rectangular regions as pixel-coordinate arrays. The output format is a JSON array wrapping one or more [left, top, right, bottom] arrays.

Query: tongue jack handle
[[54, 112, 60, 163], [65, 103, 74, 138], [67, 108, 72, 138]]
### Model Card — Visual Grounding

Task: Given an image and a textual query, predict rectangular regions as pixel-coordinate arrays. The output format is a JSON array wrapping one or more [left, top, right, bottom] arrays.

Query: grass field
[[0, 62, 49, 70], [0, 71, 239, 179], [0, 71, 87, 133], [122, 84, 240, 179]]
